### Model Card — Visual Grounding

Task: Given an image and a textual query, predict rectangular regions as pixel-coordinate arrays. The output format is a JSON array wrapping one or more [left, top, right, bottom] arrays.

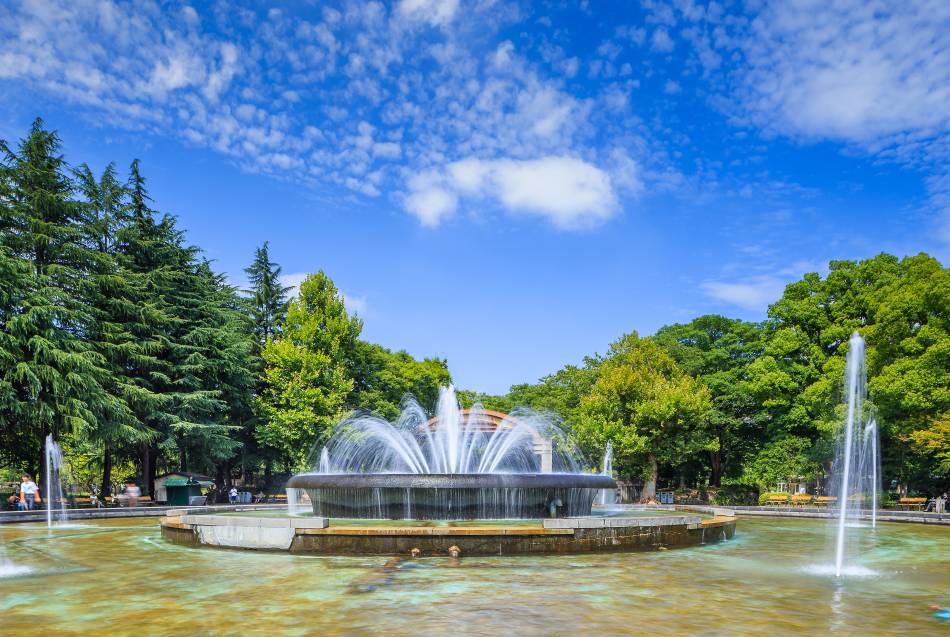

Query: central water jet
[[287, 386, 615, 519]]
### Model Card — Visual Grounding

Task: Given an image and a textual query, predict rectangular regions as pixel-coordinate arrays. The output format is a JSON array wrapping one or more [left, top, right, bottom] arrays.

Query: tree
[[74, 162, 158, 493], [575, 333, 712, 500], [244, 242, 291, 348], [255, 272, 361, 470], [0, 119, 119, 482], [654, 315, 765, 486]]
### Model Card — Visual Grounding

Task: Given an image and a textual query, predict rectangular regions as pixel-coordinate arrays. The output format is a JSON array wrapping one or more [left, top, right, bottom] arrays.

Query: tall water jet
[[598, 441, 615, 506], [44, 435, 68, 528], [831, 333, 881, 577]]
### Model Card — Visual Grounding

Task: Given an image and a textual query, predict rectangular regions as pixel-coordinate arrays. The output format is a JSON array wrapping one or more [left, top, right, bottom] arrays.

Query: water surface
[[1, 517, 947, 636]]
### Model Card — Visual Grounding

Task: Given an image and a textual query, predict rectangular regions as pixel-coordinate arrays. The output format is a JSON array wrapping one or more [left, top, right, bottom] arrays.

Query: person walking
[[19, 474, 39, 511], [228, 486, 238, 504]]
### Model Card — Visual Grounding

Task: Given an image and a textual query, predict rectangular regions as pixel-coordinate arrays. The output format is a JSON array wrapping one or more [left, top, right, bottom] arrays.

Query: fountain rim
[[287, 472, 617, 490]]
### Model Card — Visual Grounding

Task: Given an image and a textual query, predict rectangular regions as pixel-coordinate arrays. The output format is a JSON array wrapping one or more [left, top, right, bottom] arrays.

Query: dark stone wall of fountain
[[303, 486, 601, 520], [287, 473, 616, 520]]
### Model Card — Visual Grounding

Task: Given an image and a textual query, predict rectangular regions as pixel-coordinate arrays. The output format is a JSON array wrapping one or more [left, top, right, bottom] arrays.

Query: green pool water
[[1, 517, 947, 636]]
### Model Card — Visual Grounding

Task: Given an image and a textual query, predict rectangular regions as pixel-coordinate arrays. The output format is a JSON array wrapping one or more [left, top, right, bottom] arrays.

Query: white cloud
[[341, 292, 368, 315], [405, 173, 458, 226], [0, 0, 646, 232], [279, 272, 308, 297], [397, 0, 459, 26], [701, 276, 786, 312], [703, 1, 950, 242], [730, 2, 950, 144], [650, 28, 674, 53], [407, 156, 620, 229]]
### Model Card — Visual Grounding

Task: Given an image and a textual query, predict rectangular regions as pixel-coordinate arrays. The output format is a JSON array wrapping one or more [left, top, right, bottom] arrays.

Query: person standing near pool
[[937, 491, 947, 514], [228, 486, 238, 504], [19, 474, 39, 510]]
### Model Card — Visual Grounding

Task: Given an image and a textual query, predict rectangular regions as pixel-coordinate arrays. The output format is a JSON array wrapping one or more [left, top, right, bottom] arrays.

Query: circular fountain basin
[[286, 473, 617, 520]]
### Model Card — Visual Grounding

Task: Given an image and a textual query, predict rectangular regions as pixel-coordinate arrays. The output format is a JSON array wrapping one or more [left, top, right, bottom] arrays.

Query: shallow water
[[0, 517, 947, 636]]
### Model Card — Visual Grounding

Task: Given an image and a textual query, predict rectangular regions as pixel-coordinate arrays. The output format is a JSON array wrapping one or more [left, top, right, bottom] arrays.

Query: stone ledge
[[543, 515, 700, 529], [178, 514, 328, 529]]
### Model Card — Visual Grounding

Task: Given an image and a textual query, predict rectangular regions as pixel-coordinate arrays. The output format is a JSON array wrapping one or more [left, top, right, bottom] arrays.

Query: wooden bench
[[815, 496, 837, 507], [764, 495, 790, 506], [790, 494, 814, 507], [897, 497, 927, 511]]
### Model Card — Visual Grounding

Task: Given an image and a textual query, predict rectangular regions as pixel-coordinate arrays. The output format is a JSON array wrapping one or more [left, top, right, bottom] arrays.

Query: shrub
[[712, 483, 759, 506]]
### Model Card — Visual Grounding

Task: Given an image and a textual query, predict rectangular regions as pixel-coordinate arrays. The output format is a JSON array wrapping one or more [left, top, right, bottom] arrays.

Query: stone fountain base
[[160, 509, 736, 555]]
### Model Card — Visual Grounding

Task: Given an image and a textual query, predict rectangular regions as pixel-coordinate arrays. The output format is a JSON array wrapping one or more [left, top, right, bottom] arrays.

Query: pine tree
[[75, 162, 164, 494], [244, 242, 291, 348], [118, 160, 254, 490], [0, 119, 119, 477]]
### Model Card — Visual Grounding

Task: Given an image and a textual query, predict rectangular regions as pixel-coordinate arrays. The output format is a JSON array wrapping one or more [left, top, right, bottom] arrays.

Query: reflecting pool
[[1, 517, 948, 636]]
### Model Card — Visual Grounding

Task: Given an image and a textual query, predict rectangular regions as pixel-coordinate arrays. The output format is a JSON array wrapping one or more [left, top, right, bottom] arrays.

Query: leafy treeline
[[462, 255, 949, 497], [1, 120, 946, 500], [0, 120, 448, 495]]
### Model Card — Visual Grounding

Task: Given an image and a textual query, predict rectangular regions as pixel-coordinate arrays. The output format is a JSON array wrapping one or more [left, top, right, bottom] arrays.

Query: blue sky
[[1, 0, 948, 393]]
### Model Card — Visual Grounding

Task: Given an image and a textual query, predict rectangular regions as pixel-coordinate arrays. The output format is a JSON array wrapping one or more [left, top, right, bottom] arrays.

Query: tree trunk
[[641, 454, 658, 502], [147, 446, 158, 498], [101, 447, 113, 498], [709, 449, 723, 487], [141, 444, 151, 494], [264, 461, 272, 492]]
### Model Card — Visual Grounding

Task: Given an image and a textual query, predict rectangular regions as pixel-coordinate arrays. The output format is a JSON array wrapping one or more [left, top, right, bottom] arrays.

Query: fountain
[[44, 435, 68, 528], [286, 386, 614, 519], [162, 386, 735, 555], [598, 441, 615, 506], [830, 332, 881, 577]]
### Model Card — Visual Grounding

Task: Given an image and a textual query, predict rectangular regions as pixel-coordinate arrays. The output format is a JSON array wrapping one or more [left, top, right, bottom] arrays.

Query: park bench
[[765, 495, 790, 506], [815, 496, 837, 507], [790, 494, 814, 507], [897, 497, 927, 511]]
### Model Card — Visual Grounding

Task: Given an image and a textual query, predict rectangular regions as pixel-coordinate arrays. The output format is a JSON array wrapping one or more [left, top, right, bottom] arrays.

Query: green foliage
[[574, 333, 712, 493], [910, 414, 950, 474], [654, 315, 764, 485], [741, 436, 818, 489], [244, 242, 291, 348], [350, 340, 450, 421], [0, 119, 121, 471], [255, 272, 360, 470], [711, 482, 759, 506]]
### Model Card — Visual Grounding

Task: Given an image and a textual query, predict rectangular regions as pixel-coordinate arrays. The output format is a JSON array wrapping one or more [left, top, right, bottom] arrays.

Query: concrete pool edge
[[159, 510, 737, 555], [677, 504, 950, 525]]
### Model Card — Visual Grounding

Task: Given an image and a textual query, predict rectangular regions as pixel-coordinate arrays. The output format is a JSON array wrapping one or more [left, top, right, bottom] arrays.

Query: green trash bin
[[165, 479, 204, 506]]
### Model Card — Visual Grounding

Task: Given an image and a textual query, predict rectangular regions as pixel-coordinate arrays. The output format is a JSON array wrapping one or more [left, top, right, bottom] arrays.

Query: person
[[228, 486, 238, 504], [937, 491, 947, 514], [126, 482, 141, 507], [19, 474, 39, 511]]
